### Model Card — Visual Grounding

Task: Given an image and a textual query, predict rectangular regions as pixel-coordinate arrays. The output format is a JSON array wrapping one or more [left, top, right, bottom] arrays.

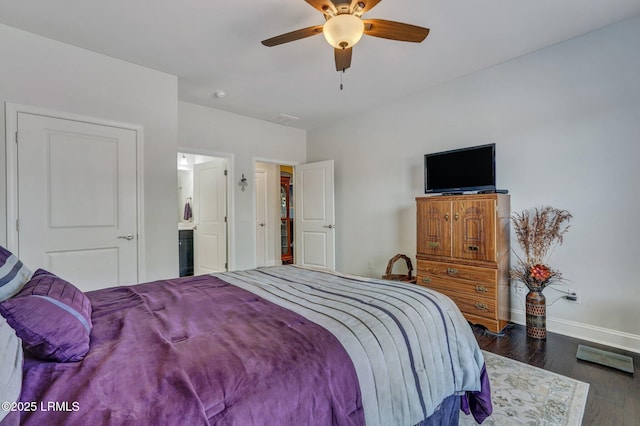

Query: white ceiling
[[1, 0, 639, 130]]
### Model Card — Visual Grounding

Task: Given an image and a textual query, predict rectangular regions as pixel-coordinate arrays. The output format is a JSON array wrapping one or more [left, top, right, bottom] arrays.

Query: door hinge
[[225, 262, 228, 270], [15, 131, 18, 144], [224, 170, 228, 176], [16, 219, 19, 232], [224, 216, 227, 223]]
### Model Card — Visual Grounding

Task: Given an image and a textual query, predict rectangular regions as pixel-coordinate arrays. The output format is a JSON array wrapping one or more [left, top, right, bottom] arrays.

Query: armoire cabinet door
[[451, 199, 496, 262], [417, 199, 451, 257]]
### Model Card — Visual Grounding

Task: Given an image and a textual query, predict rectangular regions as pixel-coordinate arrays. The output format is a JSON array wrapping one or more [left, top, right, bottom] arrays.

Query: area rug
[[459, 351, 589, 425]]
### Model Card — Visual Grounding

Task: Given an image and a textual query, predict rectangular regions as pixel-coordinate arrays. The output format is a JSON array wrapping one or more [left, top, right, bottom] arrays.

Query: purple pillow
[[0, 269, 92, 362]]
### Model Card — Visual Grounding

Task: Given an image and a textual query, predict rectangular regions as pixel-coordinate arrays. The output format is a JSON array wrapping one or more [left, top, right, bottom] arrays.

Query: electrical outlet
[[566, 289, 580, 304]]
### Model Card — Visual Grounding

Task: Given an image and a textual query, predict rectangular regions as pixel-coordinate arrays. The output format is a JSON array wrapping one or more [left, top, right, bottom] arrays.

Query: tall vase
[[525, 289, 546, 339]]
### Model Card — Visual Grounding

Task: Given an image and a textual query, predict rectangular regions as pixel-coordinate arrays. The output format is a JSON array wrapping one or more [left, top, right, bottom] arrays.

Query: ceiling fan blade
[[261, 25, 324, 47], [350, 0, 381, 14], [305, 0, 337, 15], [334, 47, 352, 71], [363, 19, 429, 42]]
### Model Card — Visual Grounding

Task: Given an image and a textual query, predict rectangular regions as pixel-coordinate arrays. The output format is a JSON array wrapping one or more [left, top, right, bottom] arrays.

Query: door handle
[[259, 222, 265, 227], [324, 224, 335, 229], [117, 234, 135, 240]]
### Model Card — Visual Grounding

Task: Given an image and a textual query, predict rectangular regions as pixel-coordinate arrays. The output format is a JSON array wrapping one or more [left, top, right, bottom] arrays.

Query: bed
[[1, 263, 491, 425]]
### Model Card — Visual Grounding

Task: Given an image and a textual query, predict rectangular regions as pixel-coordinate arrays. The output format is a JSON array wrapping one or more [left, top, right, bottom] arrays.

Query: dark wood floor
[[471, 323, 639, 426]]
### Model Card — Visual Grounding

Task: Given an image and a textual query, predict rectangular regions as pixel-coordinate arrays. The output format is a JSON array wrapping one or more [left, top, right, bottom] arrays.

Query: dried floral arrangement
[[510, 206, 572, 292]]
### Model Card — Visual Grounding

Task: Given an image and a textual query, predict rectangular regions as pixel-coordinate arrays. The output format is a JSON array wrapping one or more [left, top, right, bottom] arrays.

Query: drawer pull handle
[[467, 245, 479, 251], [447, 268, 458, 275], [428, 242, 440, 248], [474, 302, 488, 311], [422, 277, 432, 284], [475, 285, 488, 293]]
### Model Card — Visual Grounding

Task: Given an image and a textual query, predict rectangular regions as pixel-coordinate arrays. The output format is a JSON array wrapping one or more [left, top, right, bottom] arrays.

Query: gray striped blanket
[[215, 265, 486, 426]]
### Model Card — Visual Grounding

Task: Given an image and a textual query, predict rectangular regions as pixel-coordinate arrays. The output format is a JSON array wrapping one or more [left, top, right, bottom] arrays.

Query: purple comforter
[[17, 275, 364, 425]]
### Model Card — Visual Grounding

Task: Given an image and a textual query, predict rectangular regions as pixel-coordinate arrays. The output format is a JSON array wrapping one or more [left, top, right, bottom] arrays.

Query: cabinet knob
[[446, 268, 458, 275], [428, 242, 440, 248], [475, 285, 488, 293], [467, 245, 479, 251], [422, 277, 432, 284], [454, 212, 459, 221], [444, 213, 449, 222]]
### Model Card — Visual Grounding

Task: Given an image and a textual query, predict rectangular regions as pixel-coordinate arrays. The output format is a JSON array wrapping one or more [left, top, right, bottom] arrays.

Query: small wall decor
[[239, 174, 248, 191]]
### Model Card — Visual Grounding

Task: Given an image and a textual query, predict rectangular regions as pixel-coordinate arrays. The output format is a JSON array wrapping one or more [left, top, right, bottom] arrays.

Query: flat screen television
[[424, 143, 496, 194]]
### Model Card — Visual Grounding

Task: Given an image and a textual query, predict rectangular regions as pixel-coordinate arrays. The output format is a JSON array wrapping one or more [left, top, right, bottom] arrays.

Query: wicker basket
[[382, 254, 416, 283]]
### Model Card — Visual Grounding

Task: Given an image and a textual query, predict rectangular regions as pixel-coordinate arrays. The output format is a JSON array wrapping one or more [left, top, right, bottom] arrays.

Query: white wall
[[307, 17, 640, 352], [0, 23, 179, 282], [178, 101, 306, 270]]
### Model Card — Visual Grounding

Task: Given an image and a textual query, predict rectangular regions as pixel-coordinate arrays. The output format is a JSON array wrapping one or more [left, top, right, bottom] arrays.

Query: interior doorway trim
[[178, 147, 235, 271], [5, 102, 146, 282]]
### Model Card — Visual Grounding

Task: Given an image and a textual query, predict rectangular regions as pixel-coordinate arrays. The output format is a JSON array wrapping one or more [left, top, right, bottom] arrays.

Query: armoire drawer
[[416, 260, 497, 298], [435, 289, 497, 319]]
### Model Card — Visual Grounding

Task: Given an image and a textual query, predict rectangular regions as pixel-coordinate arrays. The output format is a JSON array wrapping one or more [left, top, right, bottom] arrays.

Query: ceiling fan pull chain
[[340, 71, 343, 91]]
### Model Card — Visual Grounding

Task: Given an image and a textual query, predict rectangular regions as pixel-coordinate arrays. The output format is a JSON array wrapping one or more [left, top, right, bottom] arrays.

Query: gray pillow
[[0, 315, 23, 422], [0, 245, 32, 302]]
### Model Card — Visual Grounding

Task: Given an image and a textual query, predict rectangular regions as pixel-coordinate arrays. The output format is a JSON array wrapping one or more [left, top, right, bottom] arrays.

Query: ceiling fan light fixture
[[323, 14, 364, 49]]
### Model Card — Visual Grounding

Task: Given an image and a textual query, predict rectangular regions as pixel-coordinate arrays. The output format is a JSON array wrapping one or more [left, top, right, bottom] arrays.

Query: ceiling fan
[[261, 0, 430, 72]]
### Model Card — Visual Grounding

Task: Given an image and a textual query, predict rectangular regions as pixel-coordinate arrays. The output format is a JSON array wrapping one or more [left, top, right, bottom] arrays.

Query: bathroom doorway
[[178, 152, 228, 276]]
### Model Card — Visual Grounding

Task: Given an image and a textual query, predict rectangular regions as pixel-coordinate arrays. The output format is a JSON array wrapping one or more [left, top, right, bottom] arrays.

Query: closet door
[[15, 111, 139, 291], [294, 160, 335, 270]]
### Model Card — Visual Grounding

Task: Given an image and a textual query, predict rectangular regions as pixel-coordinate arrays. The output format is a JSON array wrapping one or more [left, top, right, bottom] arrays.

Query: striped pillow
[[0, 269, 92, 362], [0, 246, 31, 302]]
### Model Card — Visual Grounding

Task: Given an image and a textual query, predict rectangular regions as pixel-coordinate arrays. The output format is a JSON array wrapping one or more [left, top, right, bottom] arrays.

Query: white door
[[15, 112, 139, 291], [294, 160, 335, 269], [193, 159, 227, 274], [255, 168, 268, 267]]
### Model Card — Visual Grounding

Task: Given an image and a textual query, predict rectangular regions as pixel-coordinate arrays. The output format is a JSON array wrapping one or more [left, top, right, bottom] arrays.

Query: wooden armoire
[[416, 194, 510, 333]]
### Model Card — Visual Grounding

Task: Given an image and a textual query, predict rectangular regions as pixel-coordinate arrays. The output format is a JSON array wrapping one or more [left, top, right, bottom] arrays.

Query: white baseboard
[[510, 309, 640, 355]]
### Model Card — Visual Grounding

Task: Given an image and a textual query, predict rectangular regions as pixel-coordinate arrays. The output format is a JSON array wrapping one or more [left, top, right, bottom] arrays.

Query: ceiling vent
[[269, 113, 300, 125]]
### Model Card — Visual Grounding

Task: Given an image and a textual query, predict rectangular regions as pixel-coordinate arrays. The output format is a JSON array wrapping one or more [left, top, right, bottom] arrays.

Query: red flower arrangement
[[510, 207, 572, 292], [529, 264, 552, 283]]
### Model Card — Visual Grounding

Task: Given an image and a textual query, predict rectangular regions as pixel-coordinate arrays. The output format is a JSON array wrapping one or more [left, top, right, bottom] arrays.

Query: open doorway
[[178, 152, 228, 276], [280, 166, 294, 264], [254, 159, 335, 270], [255, 162, 295, 267]]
